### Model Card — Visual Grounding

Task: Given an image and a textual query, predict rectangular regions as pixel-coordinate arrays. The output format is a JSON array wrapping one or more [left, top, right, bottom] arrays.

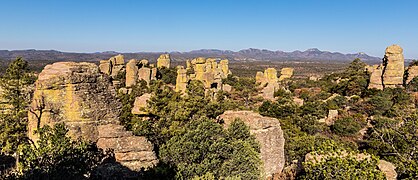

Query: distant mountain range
[[0, 48, 382, 63]]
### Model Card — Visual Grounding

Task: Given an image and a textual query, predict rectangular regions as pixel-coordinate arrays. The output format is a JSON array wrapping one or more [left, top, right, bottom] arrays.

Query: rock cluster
[[219, 111, 285, 179], [125, 59, 157, 87], [256, 67, 294, 100], [99, 54, 125, 78], [175, 57, 231, 93], [28, 62, 158, 171], [156, 54, 171, 69]]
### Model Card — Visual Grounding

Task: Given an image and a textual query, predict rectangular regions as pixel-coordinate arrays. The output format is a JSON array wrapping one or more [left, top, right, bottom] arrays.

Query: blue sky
[[1, 0, 417, 58]]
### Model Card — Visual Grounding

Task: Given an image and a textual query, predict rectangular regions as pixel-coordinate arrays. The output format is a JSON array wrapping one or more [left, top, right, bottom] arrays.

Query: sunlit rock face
[[406, 65, 418, 84], [157, 53, 171, 69], [28, 62, 157, 171], [382, 45, 404, 88], [219, 111, 285, 179]]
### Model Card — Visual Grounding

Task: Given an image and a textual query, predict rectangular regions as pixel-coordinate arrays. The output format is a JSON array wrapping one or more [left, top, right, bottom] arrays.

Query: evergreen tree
[[0, 57, 36, 154]]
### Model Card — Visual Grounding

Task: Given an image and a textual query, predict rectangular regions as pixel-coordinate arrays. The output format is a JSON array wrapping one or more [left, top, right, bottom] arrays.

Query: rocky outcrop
[[157, 54, 171, 69], [382, 45, 404, 88], [99, 54, 125, 78], [175, 57, 231, 92], [28, 62, 158, 171], [367, 65, 384, 90], [279, 68, 294, 81], [97, 124, 158, 171], [125, 59, 156, 88], [256, 68, 280, 100], [219, 111, 285, 179], [125, 59, 139, 87], [406, 65, 418, 84], [175, 66, 188, 93], [131, 93, 151, 115]]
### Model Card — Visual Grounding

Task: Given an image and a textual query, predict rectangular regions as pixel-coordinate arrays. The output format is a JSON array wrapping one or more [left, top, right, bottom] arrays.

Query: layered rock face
[[157, 54, 171, 68], [175, 57, 231, 92], [219, 111, 285, 179], [97, 124, 158, 171], [382, 45, 404, 88], [28, 62, 157, 171], [367, 65, 384, 90]]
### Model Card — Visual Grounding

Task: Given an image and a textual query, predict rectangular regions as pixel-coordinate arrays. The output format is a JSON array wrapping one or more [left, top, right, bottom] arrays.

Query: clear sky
[[1, 0, 417, 58]]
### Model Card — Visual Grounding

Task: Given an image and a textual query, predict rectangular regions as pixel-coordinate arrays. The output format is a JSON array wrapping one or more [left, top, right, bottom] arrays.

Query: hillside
[[0, 48, 381, 63]]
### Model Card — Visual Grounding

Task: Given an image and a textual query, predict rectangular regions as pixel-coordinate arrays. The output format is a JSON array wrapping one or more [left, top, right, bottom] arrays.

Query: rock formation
[[219, 111, 285, 179], [99, 54, 125, 78], [125, 59, 156, 88], [382, 45, 404, 88], [406, 65, 418, 84], [28, 62, 158, 171], [96, 124, 158, 171], [175, 66, 188, 93], [279, 68, 294, 81], [256, 68, 281, 100], [125, 59, 139, 87], [367, 65, 384, 90], [367, 45, 405, 89], [157, 54, 171, 69], [131, 93, 151, 115], [175, 57, 231, 92]]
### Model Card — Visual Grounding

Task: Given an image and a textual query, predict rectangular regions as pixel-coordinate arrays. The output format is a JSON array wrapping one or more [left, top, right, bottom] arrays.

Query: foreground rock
[[28, 62, 158, 171], [219, 111, 285, 179]]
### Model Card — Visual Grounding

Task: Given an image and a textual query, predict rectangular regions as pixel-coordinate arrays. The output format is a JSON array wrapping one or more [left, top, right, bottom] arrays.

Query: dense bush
[[331, 115, 365, 136], [160, 119, 261, 179], [17, 124, 111, 179], [301, 141, 385, 180]]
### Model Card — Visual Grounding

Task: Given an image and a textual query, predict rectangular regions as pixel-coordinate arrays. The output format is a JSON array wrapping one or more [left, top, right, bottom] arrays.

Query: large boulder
[[382, 45, 404, 88], [218, 111, 285, 179], [28, 62, 158, 171]]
